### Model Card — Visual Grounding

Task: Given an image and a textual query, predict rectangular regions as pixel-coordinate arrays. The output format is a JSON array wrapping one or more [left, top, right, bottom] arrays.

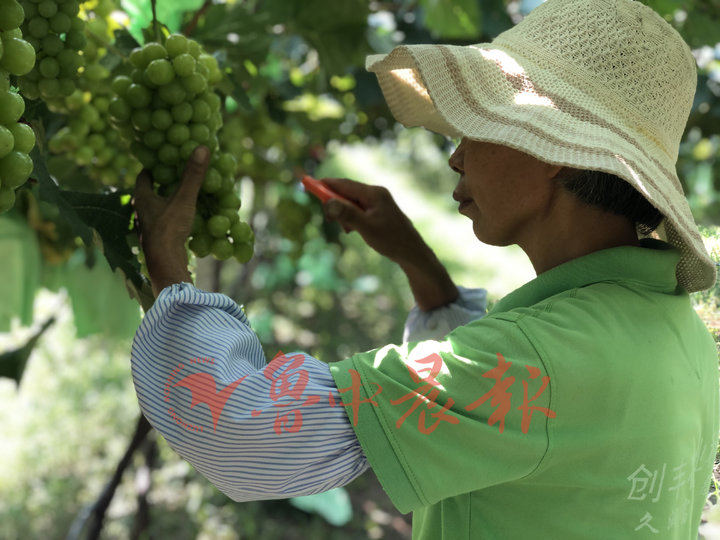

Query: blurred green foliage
[[3, 0, 720, 538]]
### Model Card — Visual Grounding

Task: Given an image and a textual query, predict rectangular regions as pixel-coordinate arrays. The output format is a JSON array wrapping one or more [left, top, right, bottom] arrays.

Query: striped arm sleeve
[[130, 282, 369, 502], [403, 285, 488, 342]]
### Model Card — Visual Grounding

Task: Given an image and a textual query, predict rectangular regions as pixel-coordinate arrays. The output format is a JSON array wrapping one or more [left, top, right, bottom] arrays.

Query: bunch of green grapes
[[48, 91, 141, 186], [0, 0, 37, 213], [109, 33, 253, 262], [47, 2, 140, 186], [17, 0, 86, 103]]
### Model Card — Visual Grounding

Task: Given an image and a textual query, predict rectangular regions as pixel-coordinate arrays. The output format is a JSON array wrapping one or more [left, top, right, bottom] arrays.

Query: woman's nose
[[448, 146, 463, 174]]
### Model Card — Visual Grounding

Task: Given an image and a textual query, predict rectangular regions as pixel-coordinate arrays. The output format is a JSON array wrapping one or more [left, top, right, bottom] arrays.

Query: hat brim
[[367, 44, 717, 292]]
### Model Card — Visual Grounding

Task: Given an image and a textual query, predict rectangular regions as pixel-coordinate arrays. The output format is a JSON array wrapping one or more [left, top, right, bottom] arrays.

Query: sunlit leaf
[[289, 487, 353, 526], [419, 0, 482, 39]]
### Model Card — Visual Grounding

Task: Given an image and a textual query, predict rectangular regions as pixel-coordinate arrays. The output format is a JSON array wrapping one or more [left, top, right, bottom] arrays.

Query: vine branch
[[151, 0, 160, 42], [183, 0, 213, 36], [65, 415, 153, 540]]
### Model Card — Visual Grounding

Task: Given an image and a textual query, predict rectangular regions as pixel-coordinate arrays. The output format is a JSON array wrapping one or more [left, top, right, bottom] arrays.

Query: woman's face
[[449, 138, 563, 246]]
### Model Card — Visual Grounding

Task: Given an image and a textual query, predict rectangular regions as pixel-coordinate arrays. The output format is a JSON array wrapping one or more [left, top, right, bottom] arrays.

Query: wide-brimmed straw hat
[[366, 0, 716, 292]]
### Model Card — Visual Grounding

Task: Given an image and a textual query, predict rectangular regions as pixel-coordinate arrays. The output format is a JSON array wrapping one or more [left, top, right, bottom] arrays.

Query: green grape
[[2, 28, 21, 39], [0, 125, 13, 159], [142, 129, 164, 149], [37, 0, 57, 18], [111, 75, 132, 96], [65, 29, 85, 50], [27, 16, 49, 39], [40, 33, 63, 56], [207, 214, 231, 237], [152, 164, 175, 185], [39, 57, 59, 78], [191, 99, 211, 123], [0, 0, 25, 31], [158, 143, 178, 165], [49, 12, 71, 33], [150, 109, 173, 130], [203, 91, 221, 111], [130, 141, 156, 169], [75, 145, 93, 165], [145, 58, 174, 86], [171, 102, 192, 123], [187, 39, 201, 58], [172, 53, 195, 77], [201, 167, 222, 193], [8, 123, 35, 153], [143, 42, 167, 62], [218, 208, 239, 225], [216, 175, 233, 195], [0, 37, 35, 76], [158, 81, 185, 105], [83, 63, 109, 81], [188, 233, 211, 257], [108, 97, 130, 122], [233, 242, 253, 263], [180, 72, 207, 95], [216, 152, 237, 176], [190, 123, 210, 143], [167, 124, 189, 145], [129, 48, 146, 69], [165, 34, 188, 58], [125, 83, 152, 107], [58, 78, 74, 96], [0, 186, 16, 213], [59, 0, 79, 17], [210, 237, 233, 260], [219, 192, 241, 209], [179, 139, 199, 160], [0, 91, 24, 124], [130, 109, 152, 132], [0, 151, 33, 188], [38, 77, 59, 98], [230, 221, 253, 243]]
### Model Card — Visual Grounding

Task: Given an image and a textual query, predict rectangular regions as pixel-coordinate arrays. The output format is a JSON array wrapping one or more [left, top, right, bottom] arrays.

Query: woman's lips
[[458, 199, 473, 213]]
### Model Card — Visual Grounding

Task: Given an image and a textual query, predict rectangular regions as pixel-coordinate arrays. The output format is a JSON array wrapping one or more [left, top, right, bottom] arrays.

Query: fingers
[[172, 146, 210, 209], [321, 177, 386, 207], [324, 199, 363, 231], [132, 170, 157, 216]]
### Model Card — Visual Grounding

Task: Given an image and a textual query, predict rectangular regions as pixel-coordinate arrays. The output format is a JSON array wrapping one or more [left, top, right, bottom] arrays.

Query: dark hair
[[555, 169, 664, 235]]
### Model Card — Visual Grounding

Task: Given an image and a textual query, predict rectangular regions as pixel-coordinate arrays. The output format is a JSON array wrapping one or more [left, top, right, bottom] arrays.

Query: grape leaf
[[60, 190, 143, 289], [418, 0, 482, 39], [31, 147, 146, 291], [32, 146, 94, 246], [0, 317, 55, 386], [121, 0, 206, 44]]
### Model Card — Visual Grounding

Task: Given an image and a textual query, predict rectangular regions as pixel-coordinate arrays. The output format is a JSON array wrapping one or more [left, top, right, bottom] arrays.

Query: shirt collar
[[489, 239, 682, 315]]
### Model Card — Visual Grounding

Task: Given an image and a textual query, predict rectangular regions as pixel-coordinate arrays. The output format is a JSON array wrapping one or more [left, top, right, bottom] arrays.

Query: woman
[[131, 0, 719, 538]]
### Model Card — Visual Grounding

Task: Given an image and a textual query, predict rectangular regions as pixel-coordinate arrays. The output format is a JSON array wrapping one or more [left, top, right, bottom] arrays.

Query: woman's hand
[[320, 177, 458, 311], [320, 178, 426, 264], [132, 146, 210, 296]]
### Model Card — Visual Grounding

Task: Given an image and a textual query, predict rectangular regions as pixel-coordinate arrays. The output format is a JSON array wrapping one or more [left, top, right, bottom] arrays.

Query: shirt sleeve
[[130, 282, 369, 502], [403, 286, 488, 342], [329, 313, 553, 514]]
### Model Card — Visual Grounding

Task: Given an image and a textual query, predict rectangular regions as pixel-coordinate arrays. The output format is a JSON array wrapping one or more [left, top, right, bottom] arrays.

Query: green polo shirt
[[330, 239, 719, 539]]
